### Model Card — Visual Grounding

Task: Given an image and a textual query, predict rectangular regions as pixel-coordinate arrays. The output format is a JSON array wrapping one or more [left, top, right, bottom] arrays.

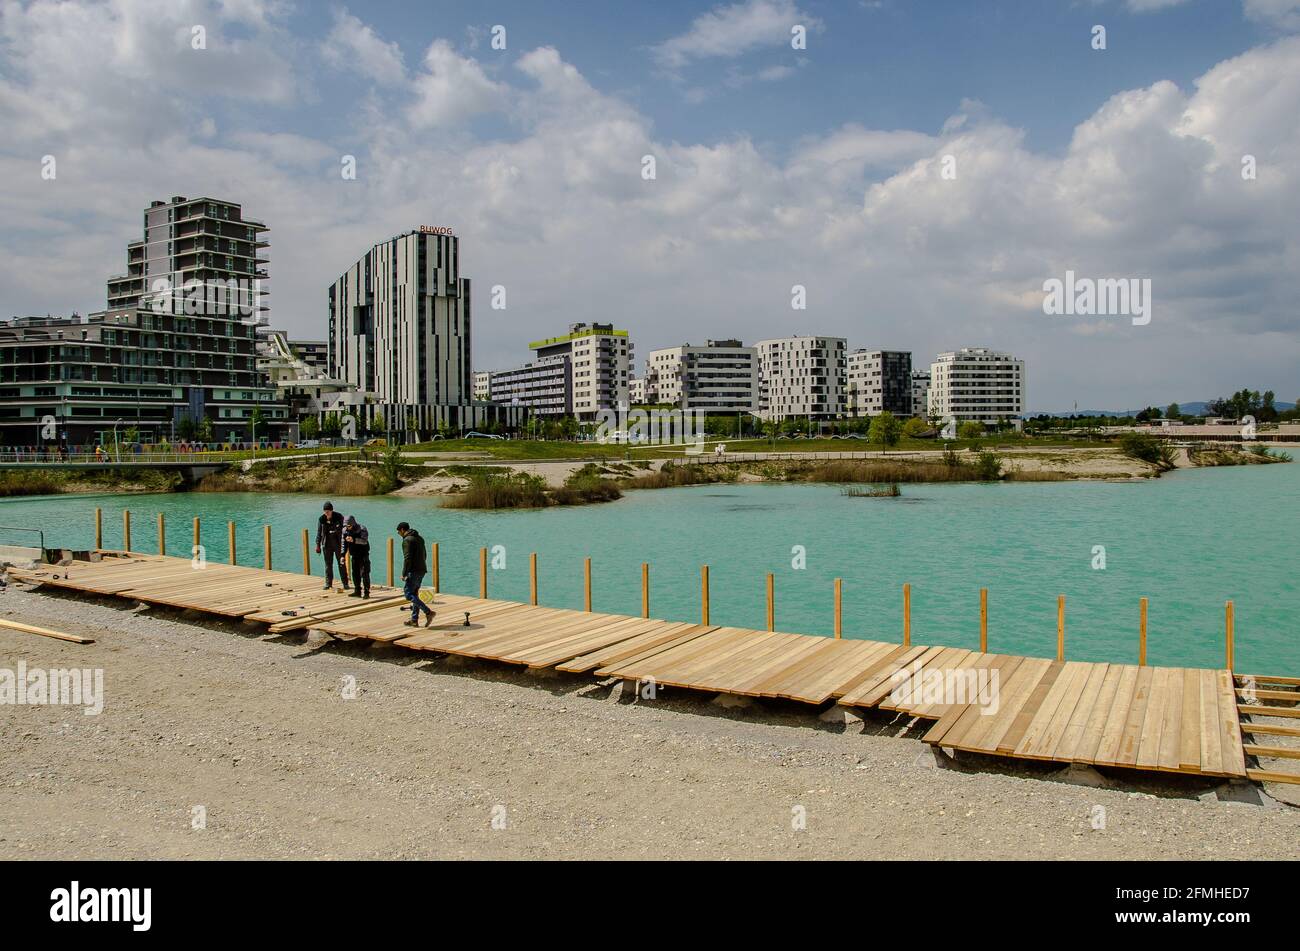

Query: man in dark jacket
[[343, 515, 371, 599], [397, 521, 435, 627], [315, 502, 349, 591]]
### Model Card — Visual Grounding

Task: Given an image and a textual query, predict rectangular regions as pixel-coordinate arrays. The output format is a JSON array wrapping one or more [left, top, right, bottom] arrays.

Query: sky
[[1, 0, 1298, 412]]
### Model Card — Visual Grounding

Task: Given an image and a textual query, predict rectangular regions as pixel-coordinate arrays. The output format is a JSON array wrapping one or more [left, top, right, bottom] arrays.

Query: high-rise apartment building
[[928, 348, 1025, 425], [643, 340, 759, 414], [755, 335, 846, 421], [528, 323, 632, 420], [910, 369, 931, 419], [845, 349, 912, 417]]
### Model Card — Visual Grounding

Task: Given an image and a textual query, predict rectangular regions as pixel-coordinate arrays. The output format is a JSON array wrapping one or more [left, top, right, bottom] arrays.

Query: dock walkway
[[11, 553, 1298, 785]]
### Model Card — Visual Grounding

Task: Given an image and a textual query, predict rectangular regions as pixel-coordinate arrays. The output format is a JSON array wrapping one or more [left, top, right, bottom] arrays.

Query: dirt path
[[1, 586, 1294, 860]]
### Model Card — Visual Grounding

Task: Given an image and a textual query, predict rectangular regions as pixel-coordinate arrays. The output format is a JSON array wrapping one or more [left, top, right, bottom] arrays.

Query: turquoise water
[[1, 464, 1296, 673]]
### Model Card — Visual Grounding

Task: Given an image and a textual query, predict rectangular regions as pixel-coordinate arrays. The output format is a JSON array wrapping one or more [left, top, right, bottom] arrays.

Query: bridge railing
[[0, 448, 362, 465]]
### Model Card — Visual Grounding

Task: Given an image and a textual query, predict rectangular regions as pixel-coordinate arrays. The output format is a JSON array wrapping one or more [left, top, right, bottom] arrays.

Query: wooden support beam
[[834, 578, 842, 639], [123, 510, 131, 553], [701, 564, 710, 625], [387, 537, 394, 587], [193, 517, 200, 550], [479, 547, 488, 599], [1236, 687, 1299, 702], [980, 587, 988, 653], [94, 508, 103, 550], [530, 552, 538, 606], [301, 529, 310, 574], [1243, 744, 1300, 760], [1238, 704, 1300, 718], [1239, 722, 1300, 738], [0, 618, 93, 644], [263, 525, 271, 570], [1246, 769, 1300, 786], [432, 542, 440, 593], [766, 573, 774, 632], [1057, 594, 1065, 661], [1238, 673, 1300, 686], [157, 513, 166, 556], [584, 557, 592, 612], [641, 562, 649, 618], [903, 583, 911, 647], [1139, 596, 1147, 666], [1225, 600, 1235, 671]]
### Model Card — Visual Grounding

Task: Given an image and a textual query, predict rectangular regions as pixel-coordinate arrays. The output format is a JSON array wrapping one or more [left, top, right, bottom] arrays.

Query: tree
[[299, 416, 319, 440], [249, 405, 265, 441], [902, 417, 930, 439], [958, 421, 985, 440], [869, 411, 902, 449], [196, 416, 214, 443], [1166, 403, 1181, 420], [176, 415, 197, 441]]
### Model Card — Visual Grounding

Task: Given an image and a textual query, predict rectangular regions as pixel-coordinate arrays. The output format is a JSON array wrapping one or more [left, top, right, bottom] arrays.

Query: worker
[[314, 501, 350, 591], [343, 515, 371, 599], [396, 521, 435, 627]]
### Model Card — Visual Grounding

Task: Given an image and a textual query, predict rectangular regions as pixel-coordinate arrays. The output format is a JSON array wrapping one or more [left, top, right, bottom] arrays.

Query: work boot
[[423, 610, 436, 627], [322, 582, 331, 590]]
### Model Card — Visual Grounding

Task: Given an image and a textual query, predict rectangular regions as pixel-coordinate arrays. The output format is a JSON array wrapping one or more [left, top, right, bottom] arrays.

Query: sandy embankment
[[1, 585, 1295, 860]]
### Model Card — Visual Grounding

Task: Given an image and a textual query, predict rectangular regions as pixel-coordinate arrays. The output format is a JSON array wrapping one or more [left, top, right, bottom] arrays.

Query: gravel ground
[[1, 585, 1296, 860]]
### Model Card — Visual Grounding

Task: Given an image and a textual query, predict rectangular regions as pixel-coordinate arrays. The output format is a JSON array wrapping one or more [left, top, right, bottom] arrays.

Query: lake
[[2, 463, 1296, 673]]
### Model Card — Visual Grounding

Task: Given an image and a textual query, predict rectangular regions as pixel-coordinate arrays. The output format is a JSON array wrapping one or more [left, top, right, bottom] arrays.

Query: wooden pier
[[9, 551, 1298, 786]]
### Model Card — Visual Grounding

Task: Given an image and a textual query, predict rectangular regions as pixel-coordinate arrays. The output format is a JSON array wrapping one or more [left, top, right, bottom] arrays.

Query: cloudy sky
[[2, 0, 1298, 412]]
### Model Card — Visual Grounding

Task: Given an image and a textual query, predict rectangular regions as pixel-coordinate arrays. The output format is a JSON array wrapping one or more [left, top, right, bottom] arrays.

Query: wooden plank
[[1237, 705, 1300, 718], [1243, 744, 1300, 760], [1156, 668, 1185, 772], [943, 657, 1048, 752], [996, 661, 1065, 754], [1134, 666, 1171, 771], [1073, 663, 1125, 764], [1238, 722, 1300, 738], [1246, 769, 1300, 785], [1178, 666, 1202, 771], [1198, 668, 1224, 775], [557, 624, 715, 674], [1015, 661, 1090, 758], [0, 618, 94, 644], [1216, 669, 1247, 778], [1053, 663, 1110, 762], [1105, 665, 1155, 768]]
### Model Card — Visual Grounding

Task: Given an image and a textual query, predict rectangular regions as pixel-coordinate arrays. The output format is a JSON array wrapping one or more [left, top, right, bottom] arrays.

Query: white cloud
[[406, 39, 507, 128], [651, 0, 819, 69], [1244, 0, 1300, 30], [322, 9, 406, 85]]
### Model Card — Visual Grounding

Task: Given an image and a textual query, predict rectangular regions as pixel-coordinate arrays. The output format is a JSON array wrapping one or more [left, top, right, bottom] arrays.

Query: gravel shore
[[1, 585, 1295, 860]]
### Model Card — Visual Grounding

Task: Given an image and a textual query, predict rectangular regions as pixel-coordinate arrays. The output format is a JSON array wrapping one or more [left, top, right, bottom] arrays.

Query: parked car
[[464, 431, 504, 440], [363, 438, 387, 447], [296, 439, 322, 449]]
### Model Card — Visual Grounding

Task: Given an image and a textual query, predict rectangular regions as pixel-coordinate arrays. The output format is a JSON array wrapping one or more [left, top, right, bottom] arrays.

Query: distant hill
[[1027, 400, 1295, 418]]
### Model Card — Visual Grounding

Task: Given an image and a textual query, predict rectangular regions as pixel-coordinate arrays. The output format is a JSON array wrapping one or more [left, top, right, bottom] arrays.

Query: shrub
[[973, 452, 1003, 481]]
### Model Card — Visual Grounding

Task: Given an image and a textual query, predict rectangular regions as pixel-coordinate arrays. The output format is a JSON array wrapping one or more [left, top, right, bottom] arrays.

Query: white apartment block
[[488, 355, 572, 417], [910, 370, 931, 419], [755, 335, 846, 421], [472, 369, 492, 402], [628, 377, 647, 404], [643, 339, 759, 413], [530, 323, 632, 420], [928, 348, 1025, 425], [845, 349, 912, 417]]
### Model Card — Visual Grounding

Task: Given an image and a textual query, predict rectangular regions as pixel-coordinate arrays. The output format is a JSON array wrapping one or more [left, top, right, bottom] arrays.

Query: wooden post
[[1056, 595, 1065, 661], [529, 552, 538, 606], [123, 510, 131, 553], [432, 542, 439, 593], [301, 529, 310, 574], [157, 513, 165, 555], [903, 583, 911, 646], [263, 525, 272, 570], [584, 557, 592, 611], [1225, 600, 1235, 670], [980, 588, 988, 653], [641, 562, 649, 618], [1139, 597, 1148, 666], [193, 516, 200, 550], [701, 565, 710, 625], [228, 521, 236, 564], [94, 507, 103, 550], [834, 578, 842, 639], [386, 537, 394, 587], [766, 573, 774, 632], [479, 547, 488, 599]]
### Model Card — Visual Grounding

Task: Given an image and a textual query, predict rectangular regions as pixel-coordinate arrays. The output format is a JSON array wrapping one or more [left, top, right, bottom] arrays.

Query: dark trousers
[[403, 572, 432, 621], [350, 548, 371, 596], [323, 544, 349, 587]]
